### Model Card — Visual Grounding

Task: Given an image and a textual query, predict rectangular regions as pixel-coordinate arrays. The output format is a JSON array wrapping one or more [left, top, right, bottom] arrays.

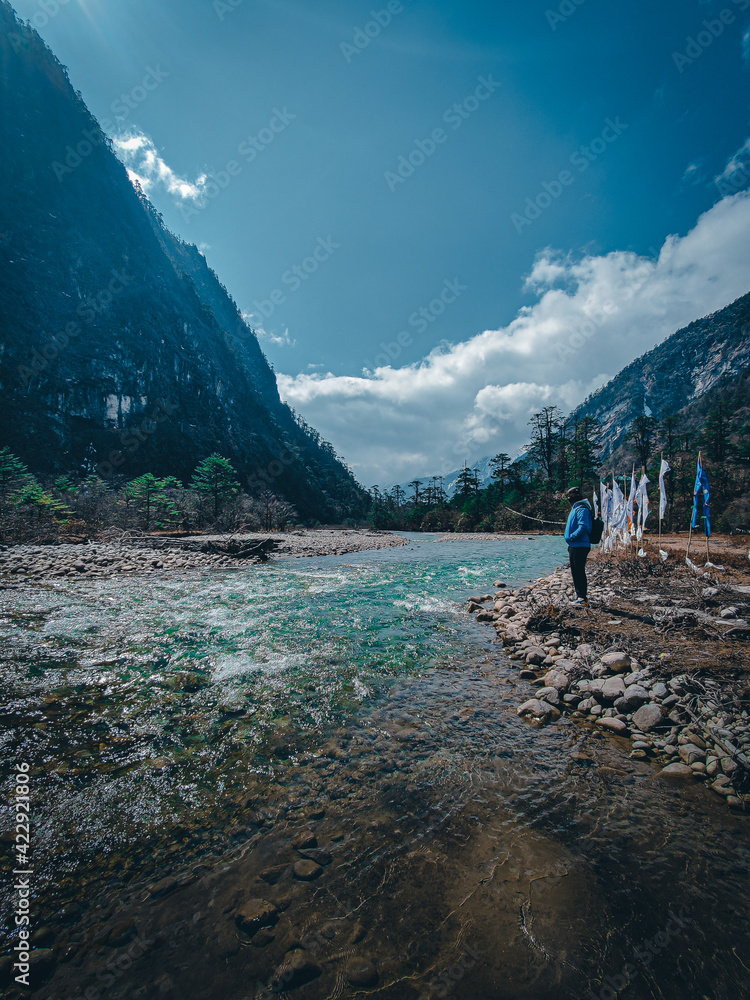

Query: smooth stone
[[601, 676, 626, 701], [678, 745, 704, 766], [345, 957, 379, 987], [632, 704, 664, 732], [537, 686, 560, 706], [525, 648, 547, 665], [687, 732, 706, 750], [598, 717, 628, 734], [651, 682, 668, 698], [298, 849, 333, 867], [28, 949, 56, 980], [600, 652, 631, 673], [727, 796, 744, 810], [517, 698, 560, 721], [622, 684, 650, 706], [291, 830, 317, 849], [293, 859, 323, 881], [236, 899, 279, 934], [659, 763, 693, 778], [270, 953, 322, 991], [542, 669, 570, 692]]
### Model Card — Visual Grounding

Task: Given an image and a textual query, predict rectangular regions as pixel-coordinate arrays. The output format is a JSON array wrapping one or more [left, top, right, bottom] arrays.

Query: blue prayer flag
[[691, 458, 711, 537]]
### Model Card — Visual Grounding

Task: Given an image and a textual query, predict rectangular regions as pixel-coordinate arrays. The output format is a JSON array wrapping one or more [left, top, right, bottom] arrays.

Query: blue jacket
[[564, 499, 592, 548]]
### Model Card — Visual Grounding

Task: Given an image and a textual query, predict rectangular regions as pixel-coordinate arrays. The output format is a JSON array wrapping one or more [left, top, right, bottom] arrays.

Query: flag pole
[[686, 451, 698, 564], [658, 451, 663, 553]]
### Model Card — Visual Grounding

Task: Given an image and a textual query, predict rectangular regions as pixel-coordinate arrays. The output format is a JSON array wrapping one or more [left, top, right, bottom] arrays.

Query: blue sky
[[13, 0, 750, 484]]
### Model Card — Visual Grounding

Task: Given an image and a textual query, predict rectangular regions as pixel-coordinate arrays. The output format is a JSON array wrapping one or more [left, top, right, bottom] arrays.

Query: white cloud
[[278, 189, 750, 487], [113, 130, 208, 202], [257, 326, 297, 348]]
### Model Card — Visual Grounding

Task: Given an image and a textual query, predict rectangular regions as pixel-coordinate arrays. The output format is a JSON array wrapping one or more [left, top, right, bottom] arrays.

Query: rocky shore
[[467, 553, 750, 811], [0, 529, 408, 581]]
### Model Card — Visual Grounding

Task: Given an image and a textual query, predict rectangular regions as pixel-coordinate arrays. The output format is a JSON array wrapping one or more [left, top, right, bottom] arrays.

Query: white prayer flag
[[658, 459, 670, 521]]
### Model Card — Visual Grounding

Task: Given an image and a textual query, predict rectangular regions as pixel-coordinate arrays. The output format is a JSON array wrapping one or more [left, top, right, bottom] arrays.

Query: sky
[[12, 0, 750, 485]]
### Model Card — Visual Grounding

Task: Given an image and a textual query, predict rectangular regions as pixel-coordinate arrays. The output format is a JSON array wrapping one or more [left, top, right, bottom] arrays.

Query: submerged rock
[[517, 699, 560, 722]]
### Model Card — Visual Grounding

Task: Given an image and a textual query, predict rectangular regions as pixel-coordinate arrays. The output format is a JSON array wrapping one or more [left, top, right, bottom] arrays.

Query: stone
[[537, 686, 560, 706], [542, 669, 570, 692], [554, 658, 576, 672], [727, 796, 744, 810], [598, 718, 628, 734], [291, 830, 317, 849], [345, 957, 379, 987], [28, 949, 56, 981], [293, 859, 323, 881], [517, 699, 560, 721], [690, 762, 706, 773], [298, 849, 332, 867], [270, 953, 322, 992], [576, 644, 594, 658], [651, 682, 668, 699], [589, 704, 602, 716], [721, 757, 738, 776], [601, 676, 626, 701], [632, 740, 651, 750], [104, 921, 137, 947], [632, 704, 664, 732], [678, 745, 704, 766], [600, 652, 631, 673], [622, 684, 650, 706], [236, 899, 279, 935], [525, 648, 547, 665], [519, 669, 536, 679], [659, 763, 693, 778], [687, 732, 706, 750], [578, 697, 596, 713]]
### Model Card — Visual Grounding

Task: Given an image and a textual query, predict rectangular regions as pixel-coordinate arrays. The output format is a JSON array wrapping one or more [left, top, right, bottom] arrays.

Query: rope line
[[500, 505, 565, 526]]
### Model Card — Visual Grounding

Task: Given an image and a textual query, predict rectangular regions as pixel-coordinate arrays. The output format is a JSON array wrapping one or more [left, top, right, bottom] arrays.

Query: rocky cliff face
[[0, 3, 366, 520], [571, 292, 750, 457]]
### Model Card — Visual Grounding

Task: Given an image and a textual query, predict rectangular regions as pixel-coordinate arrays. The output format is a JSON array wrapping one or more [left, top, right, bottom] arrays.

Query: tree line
[[0, 451, 300, 542], [367, 396, 750, 535]]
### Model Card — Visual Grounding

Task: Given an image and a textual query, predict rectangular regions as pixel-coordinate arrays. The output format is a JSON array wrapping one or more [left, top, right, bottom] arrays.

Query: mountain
[[570, 292, 750, 459], [0, 3, 367, 521]]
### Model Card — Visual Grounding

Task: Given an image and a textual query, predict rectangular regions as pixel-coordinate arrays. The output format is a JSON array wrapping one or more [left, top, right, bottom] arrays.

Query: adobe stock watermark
[[251, 237, 340, 322], [546, 0, 588, 31], [51, 67, 170, 183], [363, 278, 466, 372], [672, 0, 750, 72], [213, 0, 244, 20], [340, 1, 409, 62], [384, 75, 500, 193], [180, 107, 296, 222], [417, 944, 483, 1000], [246, 446, 300, 493], [11, 0, 70, 33], [715, 157, 750, 197], [511, 117, 628, 234], [587, 908, 694, 1000], [17, 268, 134, 386]]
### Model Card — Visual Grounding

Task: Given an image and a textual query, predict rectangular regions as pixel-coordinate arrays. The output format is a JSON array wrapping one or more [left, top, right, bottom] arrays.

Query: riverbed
[[1, 534, 748, 999]]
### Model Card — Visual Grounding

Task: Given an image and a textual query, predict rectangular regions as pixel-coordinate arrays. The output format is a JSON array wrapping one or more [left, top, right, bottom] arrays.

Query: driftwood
[[199, 538, 278, 561], [683, 698, 750, 775]]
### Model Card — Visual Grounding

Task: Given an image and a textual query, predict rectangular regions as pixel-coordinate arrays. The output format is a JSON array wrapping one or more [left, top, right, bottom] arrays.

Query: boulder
[[236, 900, 279, 935], [600, 652, 631, 673], [632, 704, 664, 732], [659, 762, 694, 778], [598, 717, 628, 734], [517, 699, 560, 721], [678, 745, 704, 766], [537, 686, 560, 706], [601, 676, 626, 701], [622, 684, 650, 707], [525, 648, 547, 666], [542, 669, 570, 692]]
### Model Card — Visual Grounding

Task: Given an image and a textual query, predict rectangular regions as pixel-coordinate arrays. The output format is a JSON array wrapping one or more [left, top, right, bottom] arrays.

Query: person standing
[[564, 486, 592, 605]]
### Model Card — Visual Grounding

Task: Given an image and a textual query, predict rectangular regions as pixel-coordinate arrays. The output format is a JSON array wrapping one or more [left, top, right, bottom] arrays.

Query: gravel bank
[[0, 529, 408, 581], [467, 556, 750, 811]]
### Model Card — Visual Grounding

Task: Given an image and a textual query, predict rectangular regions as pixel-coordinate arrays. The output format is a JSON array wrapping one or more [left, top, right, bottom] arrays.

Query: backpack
[[589, 517, 604, 545]]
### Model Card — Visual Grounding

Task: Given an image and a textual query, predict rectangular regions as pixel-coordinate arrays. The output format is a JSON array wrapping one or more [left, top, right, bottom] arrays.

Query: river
[[0, 533, 748, 999]]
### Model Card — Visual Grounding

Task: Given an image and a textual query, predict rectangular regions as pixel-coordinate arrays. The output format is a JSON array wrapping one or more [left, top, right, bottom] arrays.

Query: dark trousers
[[568, 546, 590, 600]]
